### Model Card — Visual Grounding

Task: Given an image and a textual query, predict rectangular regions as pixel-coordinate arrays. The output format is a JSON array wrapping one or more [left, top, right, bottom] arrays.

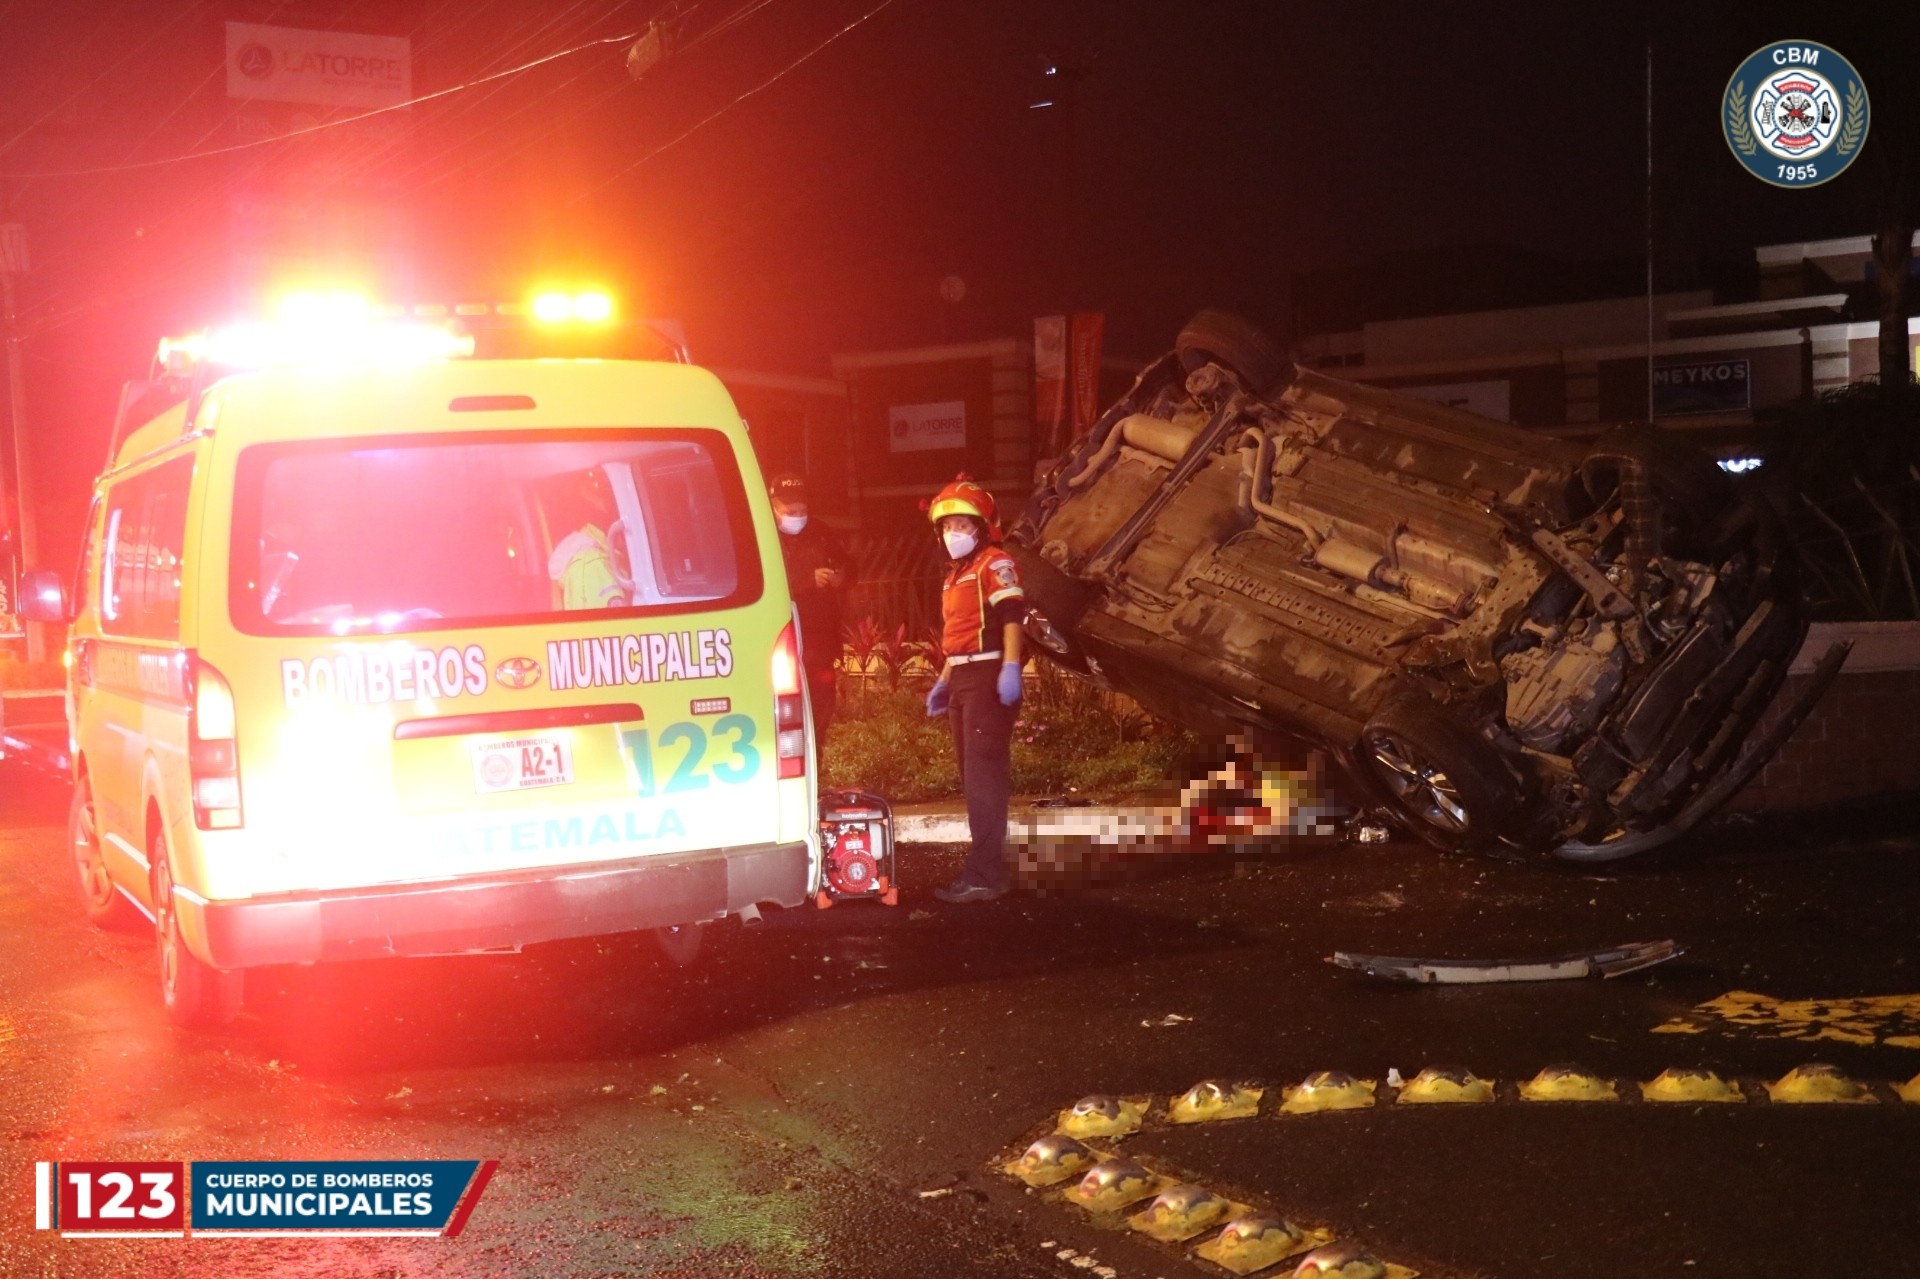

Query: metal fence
[[842, 533, 946, 639]]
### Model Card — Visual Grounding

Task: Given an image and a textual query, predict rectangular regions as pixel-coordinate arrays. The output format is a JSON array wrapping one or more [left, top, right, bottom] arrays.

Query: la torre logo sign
[[1723, 41, 1869, 188]]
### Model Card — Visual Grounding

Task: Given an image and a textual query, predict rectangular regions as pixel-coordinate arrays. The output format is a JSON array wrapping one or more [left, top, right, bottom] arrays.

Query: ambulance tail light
[[772, 621, 807, 780], [187, 656, 244, 830]]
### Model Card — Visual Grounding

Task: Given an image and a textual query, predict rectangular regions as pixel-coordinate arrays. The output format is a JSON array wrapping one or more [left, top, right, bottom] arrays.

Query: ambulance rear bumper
[[178, 841, 811, 969]]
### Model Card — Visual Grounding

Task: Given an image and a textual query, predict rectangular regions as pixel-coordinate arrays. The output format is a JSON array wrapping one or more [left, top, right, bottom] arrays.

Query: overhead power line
[[573, 0, 898, 202], [0, 28, 639, 179]]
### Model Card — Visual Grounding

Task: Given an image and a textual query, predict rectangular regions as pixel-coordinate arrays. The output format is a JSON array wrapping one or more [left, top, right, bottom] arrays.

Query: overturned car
[[1010, 312, 1849, 861]]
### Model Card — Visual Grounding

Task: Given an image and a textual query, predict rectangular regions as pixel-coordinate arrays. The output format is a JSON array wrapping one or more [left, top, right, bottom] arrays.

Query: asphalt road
[[3, 757, 1918, 1279]]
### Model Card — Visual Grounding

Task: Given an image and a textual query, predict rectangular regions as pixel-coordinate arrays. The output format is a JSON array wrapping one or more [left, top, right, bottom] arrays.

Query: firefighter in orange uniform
[[923, 475, 1024, 903]]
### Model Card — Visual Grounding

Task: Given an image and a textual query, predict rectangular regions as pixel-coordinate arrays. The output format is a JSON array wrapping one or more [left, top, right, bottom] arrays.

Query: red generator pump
[[817, 789, 898, 907]]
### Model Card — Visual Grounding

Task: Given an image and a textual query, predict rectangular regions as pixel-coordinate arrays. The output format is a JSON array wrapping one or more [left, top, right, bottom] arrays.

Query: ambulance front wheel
[[655, 922, 704, 967], [151, 824, 243, 1030]]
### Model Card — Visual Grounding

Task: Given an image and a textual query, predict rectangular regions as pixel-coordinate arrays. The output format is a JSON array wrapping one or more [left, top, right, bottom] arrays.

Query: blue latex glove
[[996, 662, 1022, 706], [925, 680, 951, 717]]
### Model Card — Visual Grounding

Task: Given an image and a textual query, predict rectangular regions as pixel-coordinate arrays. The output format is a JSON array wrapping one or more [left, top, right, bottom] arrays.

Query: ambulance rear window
[[228, 429, 762, 636]]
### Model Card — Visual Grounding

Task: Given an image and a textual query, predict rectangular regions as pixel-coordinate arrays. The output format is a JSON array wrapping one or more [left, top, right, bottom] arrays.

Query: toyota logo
[[494, 656, 542, 690]]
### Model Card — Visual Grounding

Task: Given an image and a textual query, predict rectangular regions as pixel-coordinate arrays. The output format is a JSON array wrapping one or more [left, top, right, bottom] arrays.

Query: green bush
[[822, 664, 1197, 802], [822, 684, 958, 801], [1766, 381, 1920, 621]]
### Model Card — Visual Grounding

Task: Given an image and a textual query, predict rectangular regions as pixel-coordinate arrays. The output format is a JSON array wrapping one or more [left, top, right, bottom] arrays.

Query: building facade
[[1294, 232, 1920, 459]]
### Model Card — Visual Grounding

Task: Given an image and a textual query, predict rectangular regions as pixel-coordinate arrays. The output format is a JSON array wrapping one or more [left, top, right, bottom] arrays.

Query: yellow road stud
[[1004, 1134, 1099, 1187], [1063, 1158, 1164, 1213], [1519, 1064, 1619, 1103], [1194, 1215, 1330, 1275], [1280, 1071, 1377, 1114], [1394, 1066, 1494, 1104], [1129, 1183, 1241, 1242], [1639, 1067, 1745, 1103], [1058, 1093, 1150, 1140], [1764, 1063, 1876, 1104], [1291, 1240, 1419, 1279], [1169, 1079, 1264, 1123]]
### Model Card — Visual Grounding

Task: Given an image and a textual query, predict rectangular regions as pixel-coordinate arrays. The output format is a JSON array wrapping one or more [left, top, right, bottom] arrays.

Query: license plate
[[473, 736, 573, 793]]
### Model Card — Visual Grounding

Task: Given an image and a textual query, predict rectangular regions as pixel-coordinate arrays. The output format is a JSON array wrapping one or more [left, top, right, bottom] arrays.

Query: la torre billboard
[[225, 22, 412, 110]]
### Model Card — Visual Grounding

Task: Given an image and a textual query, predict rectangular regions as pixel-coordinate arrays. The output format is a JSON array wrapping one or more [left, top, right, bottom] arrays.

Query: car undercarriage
[[1010, 312, 1850, 860]]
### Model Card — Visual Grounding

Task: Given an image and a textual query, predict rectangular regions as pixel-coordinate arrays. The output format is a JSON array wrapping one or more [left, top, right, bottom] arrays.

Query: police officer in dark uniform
[[923, 475, 1024, 903], [769, 473, 850, 765]]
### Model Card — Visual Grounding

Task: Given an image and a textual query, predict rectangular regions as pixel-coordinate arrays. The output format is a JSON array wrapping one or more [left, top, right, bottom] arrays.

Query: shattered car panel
[[1010, 312, 1849, 859]]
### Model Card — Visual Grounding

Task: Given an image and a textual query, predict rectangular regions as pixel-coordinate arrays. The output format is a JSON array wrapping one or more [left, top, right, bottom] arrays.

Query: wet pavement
[[2, 755, 1918, 1278]]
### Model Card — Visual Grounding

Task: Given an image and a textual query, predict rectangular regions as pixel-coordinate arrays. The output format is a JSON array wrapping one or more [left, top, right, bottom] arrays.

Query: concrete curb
[[894, 805, 1172, 847]]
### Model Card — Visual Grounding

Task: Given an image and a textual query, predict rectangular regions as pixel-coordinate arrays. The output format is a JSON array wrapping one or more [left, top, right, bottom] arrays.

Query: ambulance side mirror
[[17, 570, 69, 623]]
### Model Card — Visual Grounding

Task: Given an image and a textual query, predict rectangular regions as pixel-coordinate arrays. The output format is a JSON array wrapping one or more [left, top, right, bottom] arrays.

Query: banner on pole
[[1033, 315, 1068, 459], [1069, 312, 1105, 439]]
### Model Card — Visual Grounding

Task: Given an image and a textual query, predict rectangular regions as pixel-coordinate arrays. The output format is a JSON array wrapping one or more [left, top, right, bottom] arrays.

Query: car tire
[[655, 922, 704, 967], [1359, 695, 1520, 851], [71, 781, 136, 930], [151, 827, 243, 1030], [1175, 310, 1292, 396]]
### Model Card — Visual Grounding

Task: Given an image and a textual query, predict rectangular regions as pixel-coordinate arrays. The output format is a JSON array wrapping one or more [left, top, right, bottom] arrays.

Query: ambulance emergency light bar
[[154, 289, 621, 376]]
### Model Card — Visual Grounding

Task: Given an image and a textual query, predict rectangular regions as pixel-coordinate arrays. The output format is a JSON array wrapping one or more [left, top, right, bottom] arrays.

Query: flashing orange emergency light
[[531, 290, 617, 325]]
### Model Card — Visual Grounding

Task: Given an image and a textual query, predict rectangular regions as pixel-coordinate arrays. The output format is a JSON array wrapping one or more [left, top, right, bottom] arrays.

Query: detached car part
[[1330, 938, 1683, 983], [1010, 310, 1847, 860]]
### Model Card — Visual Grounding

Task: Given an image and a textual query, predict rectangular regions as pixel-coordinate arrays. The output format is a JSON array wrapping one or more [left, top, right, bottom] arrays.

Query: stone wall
[[1730, 621, 1920, 812]]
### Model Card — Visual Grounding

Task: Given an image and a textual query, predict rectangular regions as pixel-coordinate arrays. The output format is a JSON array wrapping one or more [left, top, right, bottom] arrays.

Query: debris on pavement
[[1330, 938, 1683, 983], [1140, 1012, 1192, 1027]]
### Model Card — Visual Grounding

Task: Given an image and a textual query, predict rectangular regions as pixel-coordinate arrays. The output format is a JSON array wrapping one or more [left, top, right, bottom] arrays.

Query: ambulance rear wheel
[[151, 825, 243, 1030], [655, 922, 704, 967]]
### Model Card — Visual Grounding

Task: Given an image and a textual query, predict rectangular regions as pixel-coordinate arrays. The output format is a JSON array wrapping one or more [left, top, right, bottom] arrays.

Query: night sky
[[1, 0, 1915, 561]]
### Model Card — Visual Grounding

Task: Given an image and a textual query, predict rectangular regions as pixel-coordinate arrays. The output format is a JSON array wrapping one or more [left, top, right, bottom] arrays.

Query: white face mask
[[942, 528, 978, 560], [776, 512, 808, 535]]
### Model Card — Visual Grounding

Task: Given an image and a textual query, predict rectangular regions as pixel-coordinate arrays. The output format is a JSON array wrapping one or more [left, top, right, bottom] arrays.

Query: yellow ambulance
[[21, 307, 819, 1027]]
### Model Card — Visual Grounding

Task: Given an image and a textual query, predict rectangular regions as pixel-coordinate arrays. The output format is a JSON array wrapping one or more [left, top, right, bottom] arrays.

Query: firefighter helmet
[[926, 473, 999, 537]]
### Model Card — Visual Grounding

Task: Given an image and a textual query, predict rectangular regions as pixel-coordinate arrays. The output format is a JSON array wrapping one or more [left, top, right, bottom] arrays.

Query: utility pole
[[0, 219, 42, 662]]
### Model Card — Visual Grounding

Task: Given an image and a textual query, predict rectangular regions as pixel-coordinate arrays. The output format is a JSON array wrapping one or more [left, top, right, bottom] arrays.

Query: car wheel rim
[[72, 798, 112, 908], [1368, 736, 1470, 833]]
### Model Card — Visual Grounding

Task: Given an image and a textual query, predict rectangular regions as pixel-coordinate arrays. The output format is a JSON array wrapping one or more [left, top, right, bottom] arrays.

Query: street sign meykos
[[0, 224, 27, 275], [1653, 358, 1752, 416]]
